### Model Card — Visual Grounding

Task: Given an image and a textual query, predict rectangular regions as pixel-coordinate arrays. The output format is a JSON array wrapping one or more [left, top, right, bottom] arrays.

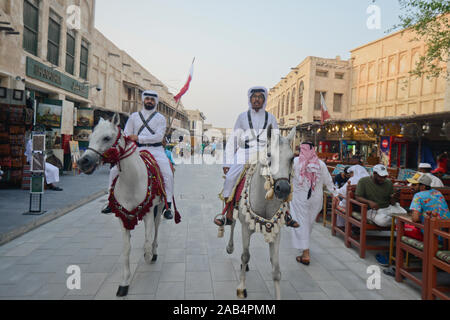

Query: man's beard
[[144, 104, 155, 110], [252, 105, 263, 112]]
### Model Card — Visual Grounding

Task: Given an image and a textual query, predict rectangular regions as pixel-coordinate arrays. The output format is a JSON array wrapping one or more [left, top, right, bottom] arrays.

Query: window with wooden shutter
[[80, 38, 89, 80], [23, 0, 39, 56], [333, 93, 343, 112], [298, 81, 304, 111], [47, 10, 61, 66], [65, 29, 76, 74]]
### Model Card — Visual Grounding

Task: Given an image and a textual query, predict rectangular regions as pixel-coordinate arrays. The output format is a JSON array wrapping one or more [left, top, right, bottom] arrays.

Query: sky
[[95, 0, 403, 128]]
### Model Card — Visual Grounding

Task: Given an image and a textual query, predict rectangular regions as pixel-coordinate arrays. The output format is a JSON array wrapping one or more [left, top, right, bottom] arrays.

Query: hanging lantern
[[380, 126, 385, 136], [400, 125, 405, 136]]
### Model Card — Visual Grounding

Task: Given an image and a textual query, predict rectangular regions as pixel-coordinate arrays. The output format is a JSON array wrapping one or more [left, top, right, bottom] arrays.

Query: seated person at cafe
[[333, 166, 351, 189], [408, 173, 449, 224], [355, 164, 400, 227], [418, 163, 444, 187]]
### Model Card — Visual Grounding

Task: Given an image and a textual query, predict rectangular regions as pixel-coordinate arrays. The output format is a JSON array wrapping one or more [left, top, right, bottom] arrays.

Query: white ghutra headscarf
[[247, 86, 268, 110], [142, 90, 159, 107]]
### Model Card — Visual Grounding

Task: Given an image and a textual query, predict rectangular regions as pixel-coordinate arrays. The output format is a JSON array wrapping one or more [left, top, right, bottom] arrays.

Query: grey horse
[[226, 125, 296, 300], [77, 114, 163, 297]]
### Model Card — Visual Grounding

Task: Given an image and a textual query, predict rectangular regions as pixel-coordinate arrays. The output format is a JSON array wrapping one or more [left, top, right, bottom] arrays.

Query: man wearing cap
[[102, 90, 175, 219], [215, 86, 298, 227], [418, 163, 444, 188], [354, 164, 400, 227], [408, 173, 449, 224]]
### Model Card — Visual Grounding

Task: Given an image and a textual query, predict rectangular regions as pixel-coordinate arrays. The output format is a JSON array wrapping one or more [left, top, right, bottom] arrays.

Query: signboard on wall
[[26, 57, 89, 99]]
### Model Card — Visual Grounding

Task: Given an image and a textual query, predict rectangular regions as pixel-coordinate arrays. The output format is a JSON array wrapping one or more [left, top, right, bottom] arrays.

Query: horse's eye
[[103, 137, 111, 142]]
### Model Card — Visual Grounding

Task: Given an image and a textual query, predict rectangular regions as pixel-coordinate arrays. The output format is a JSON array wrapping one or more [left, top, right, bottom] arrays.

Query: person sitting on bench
[[408, 173, 449, 224], [354, 164, 400, 227]]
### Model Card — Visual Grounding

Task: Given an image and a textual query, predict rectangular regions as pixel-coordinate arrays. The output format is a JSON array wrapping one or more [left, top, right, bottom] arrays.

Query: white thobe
[[290, 159, 336, 251], [25, 140, 60, 184], [222, 108, 278, 198], [109, 108, 174, 200]]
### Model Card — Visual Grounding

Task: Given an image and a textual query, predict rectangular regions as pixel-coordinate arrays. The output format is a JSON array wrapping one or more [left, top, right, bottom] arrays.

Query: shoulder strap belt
[[247, 111, 269, 142], [138, 112, 158, 135]]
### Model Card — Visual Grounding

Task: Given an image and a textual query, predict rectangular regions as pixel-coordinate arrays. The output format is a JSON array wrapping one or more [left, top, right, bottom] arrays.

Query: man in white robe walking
[[290, 142, 336, 265]]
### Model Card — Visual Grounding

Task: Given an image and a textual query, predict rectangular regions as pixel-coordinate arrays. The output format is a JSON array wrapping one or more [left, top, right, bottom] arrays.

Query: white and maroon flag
[[174, 58, 195, 103], [320, 92, 330, 125]]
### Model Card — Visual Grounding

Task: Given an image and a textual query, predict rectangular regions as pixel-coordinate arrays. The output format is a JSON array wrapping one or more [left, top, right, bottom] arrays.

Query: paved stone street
[[0, 166, 110, 245], [0, 162, 422, 300]]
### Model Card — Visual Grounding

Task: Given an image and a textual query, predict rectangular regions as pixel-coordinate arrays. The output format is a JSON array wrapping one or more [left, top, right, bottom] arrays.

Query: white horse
[[226, 125, 296, 300], [77, 114, 163, 297]]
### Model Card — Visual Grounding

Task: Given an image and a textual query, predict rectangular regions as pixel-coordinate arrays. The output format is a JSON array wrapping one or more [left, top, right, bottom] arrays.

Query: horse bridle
[[87, 126, 137, 171]]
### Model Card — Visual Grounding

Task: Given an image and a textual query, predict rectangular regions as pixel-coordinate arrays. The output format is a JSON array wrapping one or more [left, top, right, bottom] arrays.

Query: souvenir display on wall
[[36, 103, 62, 128], [77, 109, 94, 127], [0, 104, 29, 187], [45, 129, 62, 150], [32, 134, 46, 152], [74, 128, 92, 142]]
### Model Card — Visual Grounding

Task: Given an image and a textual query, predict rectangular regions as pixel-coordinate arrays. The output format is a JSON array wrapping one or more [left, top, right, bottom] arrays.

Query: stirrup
[[214, 214, 226, 227]]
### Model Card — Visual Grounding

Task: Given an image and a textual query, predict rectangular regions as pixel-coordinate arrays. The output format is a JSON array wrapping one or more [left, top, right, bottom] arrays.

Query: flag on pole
[[320, 92, 330, 125], [174, 58, 195, 102]]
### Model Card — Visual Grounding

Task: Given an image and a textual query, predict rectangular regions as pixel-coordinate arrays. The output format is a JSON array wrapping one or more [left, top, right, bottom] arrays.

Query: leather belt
[[137, 143, 163, 148]]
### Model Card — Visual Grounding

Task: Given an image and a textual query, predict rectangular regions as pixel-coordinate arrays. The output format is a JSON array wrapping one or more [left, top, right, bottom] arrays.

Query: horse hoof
[[226, 246, 234, 254], [237, 289, 247, 299], [241, 264, 250, 272], [116, 286, 129, 297], [151, 254, 158, 262]]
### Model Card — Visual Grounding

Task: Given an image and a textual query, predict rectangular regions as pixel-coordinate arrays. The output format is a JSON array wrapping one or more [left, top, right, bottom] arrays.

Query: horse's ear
[[287, 127, 296, 143], [112, 113, 120, 126]]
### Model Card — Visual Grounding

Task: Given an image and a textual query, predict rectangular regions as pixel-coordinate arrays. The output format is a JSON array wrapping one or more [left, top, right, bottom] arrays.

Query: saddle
[[109, 150, 180, 230], [220, 168, 248, 221]]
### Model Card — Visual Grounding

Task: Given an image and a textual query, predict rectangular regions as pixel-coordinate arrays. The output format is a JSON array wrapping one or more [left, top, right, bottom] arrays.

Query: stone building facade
[[268, 26, 449, 128], [349, 27, 449, 119], [0, 0, 189, 130], [0, 0, 95, 106], [266, 56, 351, 126]]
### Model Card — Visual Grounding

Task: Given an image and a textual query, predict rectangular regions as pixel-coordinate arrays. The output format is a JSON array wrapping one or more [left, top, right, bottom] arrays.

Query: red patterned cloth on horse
[[221, 177, 246, 216], [109, 150, 170, 230]]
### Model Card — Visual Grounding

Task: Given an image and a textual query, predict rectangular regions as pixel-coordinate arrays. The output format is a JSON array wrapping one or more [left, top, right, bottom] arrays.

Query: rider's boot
[[214, 198, 234, 226], [163, 202, 173, 220]]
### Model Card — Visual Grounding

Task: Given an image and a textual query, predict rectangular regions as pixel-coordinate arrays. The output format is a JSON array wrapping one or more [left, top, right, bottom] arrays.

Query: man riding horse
[[214, 86, 299, 228], [104, 90, 175, 219]]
